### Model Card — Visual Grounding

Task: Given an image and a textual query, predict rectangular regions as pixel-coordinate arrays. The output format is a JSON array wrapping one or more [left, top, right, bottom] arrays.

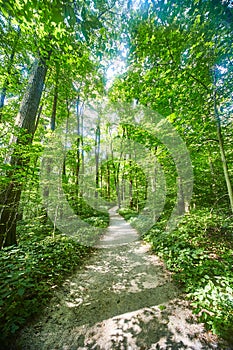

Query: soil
[[16, 207, 229, 349]]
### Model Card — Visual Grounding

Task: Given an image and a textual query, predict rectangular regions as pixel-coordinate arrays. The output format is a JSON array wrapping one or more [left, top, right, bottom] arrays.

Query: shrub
[[0, 235, 91, 345], [120, 207, 233, 344]]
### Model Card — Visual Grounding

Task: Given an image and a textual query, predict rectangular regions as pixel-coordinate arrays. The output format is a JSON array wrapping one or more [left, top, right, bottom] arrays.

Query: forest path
[[17, 207, 220, 349]]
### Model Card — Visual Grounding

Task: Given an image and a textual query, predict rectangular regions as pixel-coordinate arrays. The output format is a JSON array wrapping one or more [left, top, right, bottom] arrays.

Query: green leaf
[[17, 288, 25, 296]]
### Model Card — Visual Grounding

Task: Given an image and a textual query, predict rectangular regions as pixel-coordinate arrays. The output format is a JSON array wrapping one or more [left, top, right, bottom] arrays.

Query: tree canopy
[[0, 0, 232, 347]]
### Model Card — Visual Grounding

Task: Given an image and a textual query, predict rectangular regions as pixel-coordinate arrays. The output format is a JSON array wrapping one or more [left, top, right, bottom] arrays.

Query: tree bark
[[213, 68, 233, 213], [80, 101, 85, 194], [95, 119, 101, 198], [0, 57, 48, 248], [215, 117, 233, 213], [76, 97, 81, 187], [51, 81, 58, 131]]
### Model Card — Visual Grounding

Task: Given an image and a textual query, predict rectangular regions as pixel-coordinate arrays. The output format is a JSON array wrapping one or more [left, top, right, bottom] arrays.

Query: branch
[[202, 138, 218, 143], [164, 35, 175, 63], [187, 72, 210, 91], [0, 132, 8, 138], [98, 3, 116, 20]]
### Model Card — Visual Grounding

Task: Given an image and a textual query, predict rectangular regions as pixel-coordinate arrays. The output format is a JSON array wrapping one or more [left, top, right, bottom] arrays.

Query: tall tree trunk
[[213, 68, 233, 213], [50, 78, 58, 131], [115, 126, 127, 208], [95, 119, 101, 198], [80, 102, 85, 193], [129, 158, 133, 209], [63, 105, 70, 178], [76, 97, 81, 187], [105, 154, 111, 200], [134, 165, 139, 212], [215, 117, 233, 212], [0, 57, 48, 248], [121, 156, 126, 203]]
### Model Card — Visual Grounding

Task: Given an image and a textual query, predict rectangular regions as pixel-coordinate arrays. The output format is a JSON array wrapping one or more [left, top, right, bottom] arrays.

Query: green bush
[[83, 214, 109, 228], [0, 235, 91, 345], [144, 210, 233, 343], [120, 207, 233, 344], [118, 207, 138, 221], [0, 190, 110, 348]]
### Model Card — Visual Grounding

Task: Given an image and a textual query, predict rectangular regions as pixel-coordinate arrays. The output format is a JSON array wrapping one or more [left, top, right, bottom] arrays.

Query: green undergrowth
[[118, 207, 138, 221], [0, 235, 91, 348], [63, 185, 110, 229], [119, 207, 233, 344], [0, 205, 109, 348]]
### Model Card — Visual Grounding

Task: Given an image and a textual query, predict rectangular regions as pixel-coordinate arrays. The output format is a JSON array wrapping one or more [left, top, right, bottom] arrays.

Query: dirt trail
[[17, 207, 222, 349]]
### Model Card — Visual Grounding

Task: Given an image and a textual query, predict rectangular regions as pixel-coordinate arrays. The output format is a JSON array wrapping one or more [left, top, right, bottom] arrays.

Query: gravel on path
[[16, 207, 226, 349]]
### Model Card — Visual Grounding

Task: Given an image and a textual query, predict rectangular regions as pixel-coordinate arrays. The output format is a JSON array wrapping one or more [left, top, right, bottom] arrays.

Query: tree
[[110, 0, 233, 213], [0, 0, 124, 247], [0, 56, 49, 247]]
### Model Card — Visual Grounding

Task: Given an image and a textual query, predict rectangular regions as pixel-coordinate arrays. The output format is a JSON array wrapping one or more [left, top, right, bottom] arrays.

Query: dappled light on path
[[96, 206, 139, 247], [18, 208, 220, 349]]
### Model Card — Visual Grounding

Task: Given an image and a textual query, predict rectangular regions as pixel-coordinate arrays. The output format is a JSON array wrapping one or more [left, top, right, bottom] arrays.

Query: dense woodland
[[0, 0, 233, 347]]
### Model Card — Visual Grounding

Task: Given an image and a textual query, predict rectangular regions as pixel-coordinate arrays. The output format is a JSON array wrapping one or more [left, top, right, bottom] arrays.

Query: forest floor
[[16, 207, 226, 350]]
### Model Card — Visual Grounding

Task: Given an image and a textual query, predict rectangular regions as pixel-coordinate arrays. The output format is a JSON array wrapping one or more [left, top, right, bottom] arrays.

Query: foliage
[[63, 183, 110, 227], [118, 207, 138, 221], [0, 207, 108, 347], [120, 207, 233, 342], [0, 0, 233, 347], [100, 157, 147, 210], [141, 209, 233, 343], [112, 4, 233, 343], [109, 0, 233, 211], [1, 179, 109, 345]]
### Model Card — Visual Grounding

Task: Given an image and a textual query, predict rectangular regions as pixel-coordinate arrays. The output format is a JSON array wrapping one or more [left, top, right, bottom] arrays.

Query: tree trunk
[[81, 102, 85, 189], [177, 176, 186, 215], [0, 57, 48, 248], [135, 165, 139, 212], [115, 126, 127, 209], [76, 97, 81, 187], [95, 121, 101, 198], [129, 158, 133, 208], [213, 68, 233, 213], [121, 156, 126, 203], [105, 154, 110, 200], [215, 118, 233, 212], [74, 97, 85, 192], [63, 112, 69, 178], [51, 81, 58, 131]]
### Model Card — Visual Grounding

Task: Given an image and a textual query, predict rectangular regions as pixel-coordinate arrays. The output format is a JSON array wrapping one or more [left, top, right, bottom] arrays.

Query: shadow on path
[[17, 207, 222, 349]]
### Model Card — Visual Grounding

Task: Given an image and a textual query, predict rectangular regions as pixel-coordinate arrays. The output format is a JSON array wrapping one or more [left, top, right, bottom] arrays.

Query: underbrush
[[0, 204, 109, 348], [0, 234, 91, 348], [118, 207, 138, 221], [119, 207, 233, 344], [62, 184, 110, 229]]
